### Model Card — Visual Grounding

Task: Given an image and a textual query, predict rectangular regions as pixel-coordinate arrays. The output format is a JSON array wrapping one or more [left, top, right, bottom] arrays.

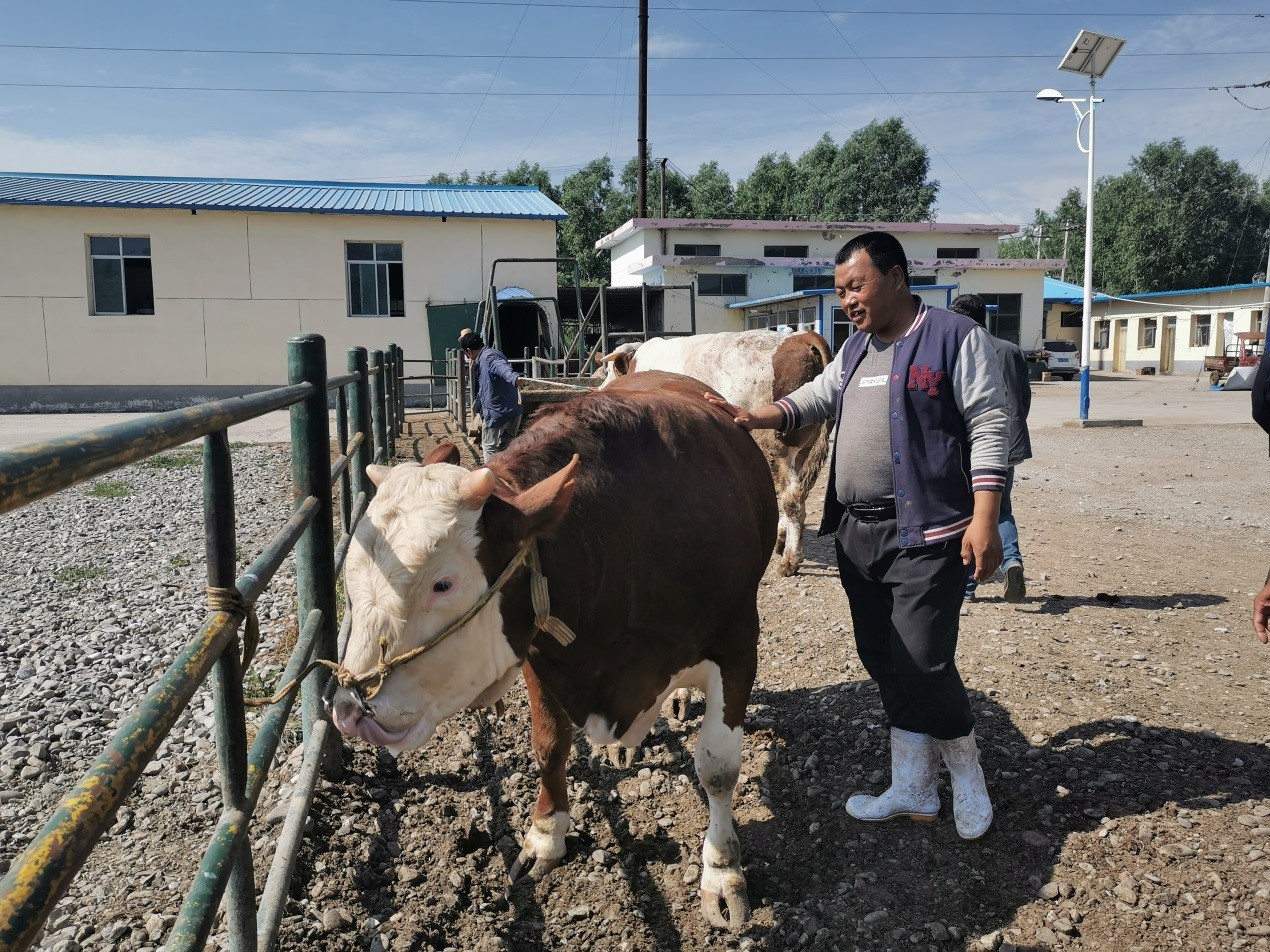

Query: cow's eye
[[432, 579, 453, 594]]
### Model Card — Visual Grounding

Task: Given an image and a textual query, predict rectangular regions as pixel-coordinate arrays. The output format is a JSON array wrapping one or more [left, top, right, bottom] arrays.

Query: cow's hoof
[[668, 688, 692, 722], [775, 555, 799, 577], [508, 849, 561, 885], [604, 744, 638, 769], [700, 878, 751, 932]]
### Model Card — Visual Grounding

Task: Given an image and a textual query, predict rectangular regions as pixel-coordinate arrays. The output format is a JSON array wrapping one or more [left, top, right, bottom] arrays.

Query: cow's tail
[[789, 332, 833, 504]]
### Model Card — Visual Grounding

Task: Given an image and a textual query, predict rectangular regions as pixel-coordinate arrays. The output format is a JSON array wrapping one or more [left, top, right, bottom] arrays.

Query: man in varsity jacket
[[707, 231, 1009, 840]]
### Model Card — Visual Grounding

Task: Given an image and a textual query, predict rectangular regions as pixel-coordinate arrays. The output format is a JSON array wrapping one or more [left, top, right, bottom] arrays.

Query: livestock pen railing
[[0, 335, 404, 952]]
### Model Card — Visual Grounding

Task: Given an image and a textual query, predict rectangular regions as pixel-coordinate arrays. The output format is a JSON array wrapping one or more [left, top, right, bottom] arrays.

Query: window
[[697, 273, 747, 296], [674, 243, 721, 257], [1192, 314, 1211, 348], [347, 242, 404, 317], [909, 275, 938, 287], [764, 245, 809, 258], [1254, 310, 1265, 333], [792, 274, 834, 291], [831, 306, 856, 352], [89, 236, 154, 315], [977, 293, 1023, 344], [1059, 310, 1083, 328], [1096, 322, 1110, 350], [1140, 318, 1157, 349], [936, 247, 980, 259]]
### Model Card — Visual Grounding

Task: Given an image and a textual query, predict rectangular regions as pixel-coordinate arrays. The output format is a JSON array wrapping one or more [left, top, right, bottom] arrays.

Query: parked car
[[1040, 339, 1079, 380]]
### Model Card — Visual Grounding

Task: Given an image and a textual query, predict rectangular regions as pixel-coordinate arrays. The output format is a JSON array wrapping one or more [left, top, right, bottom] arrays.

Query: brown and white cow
[[599, 329, 831, 577], [330, 371, 776, 931]]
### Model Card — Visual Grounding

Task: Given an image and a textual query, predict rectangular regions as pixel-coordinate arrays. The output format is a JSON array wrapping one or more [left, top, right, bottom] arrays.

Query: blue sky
[[2, 1, 1267, 226]]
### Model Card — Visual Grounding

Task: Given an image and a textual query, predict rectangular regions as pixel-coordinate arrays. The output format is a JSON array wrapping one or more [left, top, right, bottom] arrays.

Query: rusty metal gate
[[0, 335, 407, 952]]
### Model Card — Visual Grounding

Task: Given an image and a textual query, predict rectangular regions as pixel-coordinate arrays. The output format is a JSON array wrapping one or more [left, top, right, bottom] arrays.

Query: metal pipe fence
[[0, 335, 398, 952]]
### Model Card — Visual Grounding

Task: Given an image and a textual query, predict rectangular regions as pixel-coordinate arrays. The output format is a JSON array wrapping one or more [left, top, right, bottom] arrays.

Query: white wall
[[0, 205, 557, 388]]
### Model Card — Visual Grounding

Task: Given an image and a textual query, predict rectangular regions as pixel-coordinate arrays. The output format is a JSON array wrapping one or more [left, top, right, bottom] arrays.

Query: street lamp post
[[1037, 29, 1126, 422]]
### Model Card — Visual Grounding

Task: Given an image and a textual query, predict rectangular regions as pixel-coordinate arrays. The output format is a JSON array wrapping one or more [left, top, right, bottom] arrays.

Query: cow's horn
[[460, 468, 498, 509]]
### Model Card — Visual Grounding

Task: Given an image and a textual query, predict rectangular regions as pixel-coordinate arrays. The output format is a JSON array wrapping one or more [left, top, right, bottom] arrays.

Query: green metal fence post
[[288, 334, 341, 774], [200, 430, 257, 951], [370, 349, 388, 464], [393, 343, 405, 431], [335, 379, 352, 534], [384, 344, 397, 443], [348, 347, 374, 507]]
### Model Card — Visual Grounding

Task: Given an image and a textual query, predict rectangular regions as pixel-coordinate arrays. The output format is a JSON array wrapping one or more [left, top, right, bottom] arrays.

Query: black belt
[[846, 498, 897, 522]]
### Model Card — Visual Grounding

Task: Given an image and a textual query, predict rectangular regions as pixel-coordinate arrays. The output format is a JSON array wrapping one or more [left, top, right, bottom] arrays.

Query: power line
[[380, 0, 1263, 14], [4, 42, 1266, 61], [812, 0, 1000, 223], [0, 81, 1219, 96], [447, 0, 532, 172]]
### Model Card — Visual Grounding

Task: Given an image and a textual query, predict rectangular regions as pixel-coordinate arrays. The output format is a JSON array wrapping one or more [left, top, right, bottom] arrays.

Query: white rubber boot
[[846, 727, 940, 823], [937, 730, 994, 840]]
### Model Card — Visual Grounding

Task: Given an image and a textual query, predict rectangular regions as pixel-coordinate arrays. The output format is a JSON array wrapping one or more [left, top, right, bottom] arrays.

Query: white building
[[1043, 277, 1269, 374], [596, 218, 1059, 351], [0, 172, 565, 411]]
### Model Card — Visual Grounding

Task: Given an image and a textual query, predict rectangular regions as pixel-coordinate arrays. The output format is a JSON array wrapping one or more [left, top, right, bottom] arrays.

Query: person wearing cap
[[459, 331, 524, 460], [705, 231, 1009, 841]]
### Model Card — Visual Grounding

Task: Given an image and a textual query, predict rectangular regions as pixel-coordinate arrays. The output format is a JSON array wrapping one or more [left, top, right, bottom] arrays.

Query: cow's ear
[[459, 468, 498, 509], [422, 442, 461, 466], [484, 454, 579, 540], [611, 352, 632, 377], [366, 464, 392, 487]]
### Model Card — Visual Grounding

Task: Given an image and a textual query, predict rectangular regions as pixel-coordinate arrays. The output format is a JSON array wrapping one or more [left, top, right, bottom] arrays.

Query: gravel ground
[[2, 414, 1268, 952]]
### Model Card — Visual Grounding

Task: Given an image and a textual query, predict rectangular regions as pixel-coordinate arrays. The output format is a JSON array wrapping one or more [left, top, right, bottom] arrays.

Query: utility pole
[[659, 158, 668, 217], [1034, 224, 1044, 258], [637, 0, 648, 218], [1061, 223, 1072, 282]]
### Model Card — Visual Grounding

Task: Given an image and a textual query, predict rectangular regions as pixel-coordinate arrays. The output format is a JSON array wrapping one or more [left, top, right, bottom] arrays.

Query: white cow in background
[[599, 328, 833, 578]]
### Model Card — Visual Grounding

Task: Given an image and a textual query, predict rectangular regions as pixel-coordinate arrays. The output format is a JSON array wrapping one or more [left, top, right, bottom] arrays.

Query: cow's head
[[595, 342, 641, 388], [330, 442, 577, 754]]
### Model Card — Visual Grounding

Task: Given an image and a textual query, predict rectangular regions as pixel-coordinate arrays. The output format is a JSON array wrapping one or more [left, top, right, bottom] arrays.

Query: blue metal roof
[[1115, 281, 1269, 300], [0, 172, 567, 220], [1044, 276, 1110, 303]]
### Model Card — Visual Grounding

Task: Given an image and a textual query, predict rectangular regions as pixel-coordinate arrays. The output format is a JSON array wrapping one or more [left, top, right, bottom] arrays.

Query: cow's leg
[[695, 641, 756, 931], [774, 452, 804, 577], [510, 663, 572, 883], [668, 687, 692, 722]]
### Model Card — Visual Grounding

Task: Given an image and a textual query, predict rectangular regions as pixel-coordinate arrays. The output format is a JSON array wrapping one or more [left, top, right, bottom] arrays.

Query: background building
[[597, 218, 1060, 351], [1043, 277, 1268, 374], [0, 172, 566, 411]]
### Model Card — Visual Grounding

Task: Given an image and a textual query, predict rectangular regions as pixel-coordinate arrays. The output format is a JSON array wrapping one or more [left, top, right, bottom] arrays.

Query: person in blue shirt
[[459, 331, 525, 460]]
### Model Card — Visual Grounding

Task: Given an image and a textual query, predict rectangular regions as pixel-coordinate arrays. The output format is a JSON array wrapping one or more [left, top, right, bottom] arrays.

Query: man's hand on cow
[[703, 393, 755, 430], [961, 516, 1002, 582], [1254, 576, 1270, 644]]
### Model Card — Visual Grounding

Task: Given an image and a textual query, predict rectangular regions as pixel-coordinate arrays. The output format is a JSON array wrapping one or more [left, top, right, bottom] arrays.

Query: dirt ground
[[249, 408, 1270, 952]]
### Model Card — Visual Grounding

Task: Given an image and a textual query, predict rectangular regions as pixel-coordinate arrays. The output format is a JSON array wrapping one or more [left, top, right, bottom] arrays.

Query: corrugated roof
[[1115, 281, 1269, 300], [1044, 276, 1109, 303], [0, 172, 567, 220]]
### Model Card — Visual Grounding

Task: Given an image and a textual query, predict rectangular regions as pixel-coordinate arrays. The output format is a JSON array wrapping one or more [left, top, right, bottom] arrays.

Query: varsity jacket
[[776, 302, 1010, 549]]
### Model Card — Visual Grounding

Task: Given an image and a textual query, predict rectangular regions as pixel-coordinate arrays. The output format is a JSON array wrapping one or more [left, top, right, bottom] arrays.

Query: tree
[[557, 157, 617, 284], [688, 161, 734, 219], [790, 133, 840, 220], [609, 151, 692, 222], [1000, 187, 1085, 282], [1092, 138, 1270, 293], [498, 161, 561, 205], [425, 171, 472, 185], [824, 118, 938, 222], [735, 151, 798, 220]]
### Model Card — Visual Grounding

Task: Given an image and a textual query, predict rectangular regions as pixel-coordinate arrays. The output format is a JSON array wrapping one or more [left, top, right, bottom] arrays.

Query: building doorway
[[1160, 317, 1176, 374], [1113, 320, 1128, 371]]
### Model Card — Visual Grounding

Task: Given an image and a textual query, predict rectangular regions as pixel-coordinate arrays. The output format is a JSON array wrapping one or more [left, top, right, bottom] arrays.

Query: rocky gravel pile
[[2, 417, 1268, 952]]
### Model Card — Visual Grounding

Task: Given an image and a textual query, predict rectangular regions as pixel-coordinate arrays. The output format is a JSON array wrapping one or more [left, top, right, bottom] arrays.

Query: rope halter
[[243, 538, 575, 709]]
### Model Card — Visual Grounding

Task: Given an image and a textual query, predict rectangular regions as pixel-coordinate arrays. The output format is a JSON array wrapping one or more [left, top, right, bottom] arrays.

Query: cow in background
[[599, 329, 833, 578], [331, 371, 776, 931]]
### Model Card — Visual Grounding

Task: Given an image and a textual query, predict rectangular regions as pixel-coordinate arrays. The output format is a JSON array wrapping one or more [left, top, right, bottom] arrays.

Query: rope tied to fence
[[206, 586, 261, 675], [242, 538, 575, 708]]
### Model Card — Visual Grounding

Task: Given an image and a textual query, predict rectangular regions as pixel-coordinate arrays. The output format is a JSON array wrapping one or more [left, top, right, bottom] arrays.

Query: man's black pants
[[835, 515, 974, 740]]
